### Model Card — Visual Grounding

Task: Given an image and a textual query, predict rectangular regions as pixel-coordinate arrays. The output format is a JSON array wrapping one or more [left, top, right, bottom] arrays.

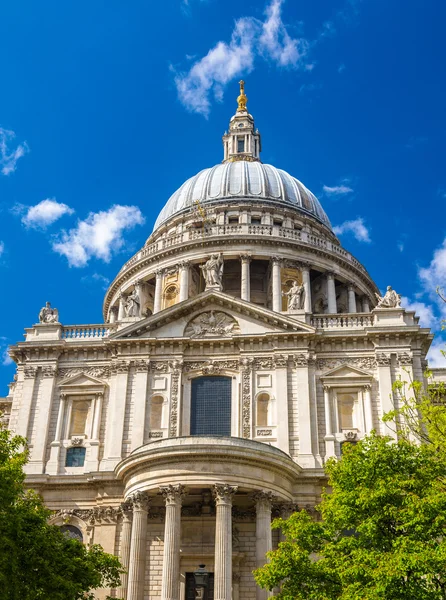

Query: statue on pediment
[[39, 302, 59, 324], [200, 253, 224, 291], [375, 286, 401, 309], [283, 281, 305, 311]]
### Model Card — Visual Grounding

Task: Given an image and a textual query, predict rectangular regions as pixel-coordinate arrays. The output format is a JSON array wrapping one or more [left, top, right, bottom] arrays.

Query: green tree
[[254, 435, 446, 599], [0, 428, 124, 600]]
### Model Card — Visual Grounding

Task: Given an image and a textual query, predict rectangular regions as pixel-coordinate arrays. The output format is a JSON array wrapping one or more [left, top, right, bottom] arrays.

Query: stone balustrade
[[61, 325, 113, 340], [311, 313, 374, 329], [118, 224, 367, 275]]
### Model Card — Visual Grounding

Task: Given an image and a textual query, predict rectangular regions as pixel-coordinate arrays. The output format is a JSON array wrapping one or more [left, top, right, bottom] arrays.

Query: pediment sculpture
[[39, 301, 59, 324], [184, 311, 240, 338], [375, 286, 401, 308]]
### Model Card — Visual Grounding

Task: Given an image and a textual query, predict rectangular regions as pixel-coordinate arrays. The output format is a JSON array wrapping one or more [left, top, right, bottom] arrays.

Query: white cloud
[[174, 0, 310, 116], [323, 183, 354, 196], [333, 217, 371, 243], [0, 241, 4, 257], [419, 237, 446, 299], [400, 296, 436, 328], [2, 347, 13, 367], [81, 273, 110, 290], [426, 337, 446, 368], [21, 198, 74, 229], [52, 205, 145, 267], [0, 127, 29, 175]]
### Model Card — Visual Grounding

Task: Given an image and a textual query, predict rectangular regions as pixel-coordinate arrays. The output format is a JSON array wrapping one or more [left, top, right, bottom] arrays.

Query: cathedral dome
[[153, 161, 332, 231]]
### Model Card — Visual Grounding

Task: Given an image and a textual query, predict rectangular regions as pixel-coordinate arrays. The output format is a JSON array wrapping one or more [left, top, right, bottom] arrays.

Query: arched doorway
[[190, 376, 232, 436]]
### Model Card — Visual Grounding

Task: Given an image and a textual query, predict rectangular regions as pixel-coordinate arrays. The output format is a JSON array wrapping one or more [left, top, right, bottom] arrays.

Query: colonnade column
[[240, 254, 251, 302], [362, 296, 370, 313], [326, 272, 337, 314], [324, 385, 336, 458], [153, 269, 164, 314], [127, 491, 150, 600], [160, 484, 186, 600], [348, 284, 357, 313], [301, 262, 312, 313], [271, 257, 282, 312], [179, 261, 190, 302], [116, 502, 133, 600], [213, 484, 238, 600], [254, 491, 274, 600]]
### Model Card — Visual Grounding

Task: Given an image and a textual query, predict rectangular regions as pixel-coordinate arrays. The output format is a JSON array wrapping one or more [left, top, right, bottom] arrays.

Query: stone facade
[[3, 88, 443, 600]]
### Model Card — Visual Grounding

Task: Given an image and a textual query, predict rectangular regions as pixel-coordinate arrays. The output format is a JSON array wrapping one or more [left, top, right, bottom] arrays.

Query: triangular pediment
[[59, 372, 106, 390], [110, 290, 316, 340], [321, 364, 372, 380]]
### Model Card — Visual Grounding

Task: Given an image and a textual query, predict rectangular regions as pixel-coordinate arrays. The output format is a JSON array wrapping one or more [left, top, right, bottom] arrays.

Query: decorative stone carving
[[213, 484, 238, 504], [39, 301, 59, 324], [110, 361, 130, 375], [169, 368, 181, 437], [344, 430, 357, 441], [148, 431, 163, 438], [23, 365, 38, 379], [253, 357, 273, 370], [376, 353, 391, 367], [200, 253, 224, 291], [125, 288, 141, 318], [133, 359, 150, 372], [150, 361, 169, 373], [232, 507, 256, 521], [184, 311, 240, 338], [317, 357, 377, 371], [252, 490, 276, 510], [160, 484, 186, 505], [58, 366, 110, 379], [41, 365, 58, 378], [240, 358, 253, 439], [273, 354, 288, 368], [71, 437, 84, 446], [398, 352, 412, 366], [184, 359, 239, 375], [293, 353, 309, 367], [55, 506, 122, 525], [128, 490, 150, 511], [256, 429, 273, 436], [375, 286, 402, 308], [283, 281, 305, 311]]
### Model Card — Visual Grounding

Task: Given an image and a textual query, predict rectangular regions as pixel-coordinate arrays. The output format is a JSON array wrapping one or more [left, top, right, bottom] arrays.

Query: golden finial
[[237, 80, 248, 112]]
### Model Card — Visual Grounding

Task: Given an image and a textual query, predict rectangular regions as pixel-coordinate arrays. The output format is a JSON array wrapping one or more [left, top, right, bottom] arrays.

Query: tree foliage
[[254, 435, 446, 599], [0, 428, 123, 600]]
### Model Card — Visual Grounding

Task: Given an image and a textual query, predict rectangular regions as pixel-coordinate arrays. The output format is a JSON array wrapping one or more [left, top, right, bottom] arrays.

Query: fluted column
[[326, 272, 337, 314], [117, 502, 133, 600], [254, 491, 274, 600], [271, 257, 282, 312], [362, 296, 370, 313], [160, 484, 186, 600], [240, 254, 251, 302], [213, 484, 238, 600], [179, 261, 190, 302], [363, 384, 373, 433], [153, 269, 164, 314], [348, 284, 357, 313], [118, 294, 127, 320], [127, 491, 150, 600], [301, 263, 312, 312]]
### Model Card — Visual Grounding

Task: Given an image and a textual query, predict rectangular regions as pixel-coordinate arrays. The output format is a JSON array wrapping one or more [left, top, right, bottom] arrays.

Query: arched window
[[150, 396, 164, 430], [163, 285, 178, 309], [59, 524, 83, 542], [191, 376, 231, 436], [256, 393, 270, 427], [69, 401, 90, 436], [66, 446, 86, 467]]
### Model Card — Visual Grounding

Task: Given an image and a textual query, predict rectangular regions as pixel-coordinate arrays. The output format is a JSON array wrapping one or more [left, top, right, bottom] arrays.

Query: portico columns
[[324, 386, 336, 458], [240, 254, 251, 302], [118, 294, 127, 320], [127, 492, 150, 600], [271, 257, 282, 312], [179, 261, 190, 302], [213, 484, 238, 600], [301, 263, 312, 312], [160, 484, 186, 600], [362, 296, 370, 313], [254, 491, 274, 600], [116, 502, 133, 600], [153, 269, 164, 314], [348, 284, 357, 313], [326, 272, 337, 314]]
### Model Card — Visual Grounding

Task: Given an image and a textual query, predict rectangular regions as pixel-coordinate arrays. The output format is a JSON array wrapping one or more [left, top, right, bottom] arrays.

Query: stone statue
[[283, 281, 305, 311], [184, 311, 240, 338], [125, 288, 140, 318], [200, 253, 224, 290], [375, 286, 401, 309], [38, 302, 59, 324]]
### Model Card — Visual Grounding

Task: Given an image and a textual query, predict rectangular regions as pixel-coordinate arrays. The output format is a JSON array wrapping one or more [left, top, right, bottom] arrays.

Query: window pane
[[191, 376, 231, 436], [59, 525, 83, 542], [66, 447, 86, 467], [237, 138, 245, 153], [70, 401, 89, 436]]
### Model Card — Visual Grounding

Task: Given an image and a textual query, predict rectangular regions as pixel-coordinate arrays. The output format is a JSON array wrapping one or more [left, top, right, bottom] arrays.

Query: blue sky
[[1, 0, 445, 394]]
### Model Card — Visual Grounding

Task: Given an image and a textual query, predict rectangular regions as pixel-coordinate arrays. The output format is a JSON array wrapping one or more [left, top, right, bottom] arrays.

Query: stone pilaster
[[240, 254, 251, 302], [253, 491, 274, 600], [160, 484, 186, 600], [213, 484, 238, 600], [130, 361, 149, 451], [294, 355, 317, 468], [116, 502, 133, 600], [324, 385, 336, 458], [14, 365, 38, 438], [376, 353, 397, 439], [153, 269, 164, 314], [271, 257, 282, 312], [363, 384, 373, 434], [326, 272, 337, 314], [127, 491, 150, 600], [101, 361, 130, 470], [46, 391, 66, 475]]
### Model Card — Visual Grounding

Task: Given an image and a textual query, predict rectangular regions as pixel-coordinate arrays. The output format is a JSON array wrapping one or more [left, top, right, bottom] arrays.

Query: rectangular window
[[191, 376, 232, 436], [228, 217, 239, 225], [69, 400, 90, 436], [65, 447, 86, 467], [251, 217, 261, 225], [237, 138, 245, 153]]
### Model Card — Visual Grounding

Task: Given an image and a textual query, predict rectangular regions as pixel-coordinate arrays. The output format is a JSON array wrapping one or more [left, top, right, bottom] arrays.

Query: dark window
[[251, 217, 261, 225], [273, 219, 283, 226], [186, 573, 214, 600], [228, 217, 239, 225], [59, 525, 83, 542], [191, 377, 231, 436], [237, 138, 245, 153], [66, 446, 86, 467]]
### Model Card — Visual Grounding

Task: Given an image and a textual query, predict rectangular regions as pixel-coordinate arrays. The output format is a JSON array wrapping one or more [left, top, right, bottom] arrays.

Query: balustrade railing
[[311, 313, 374, 329], [62, 325, 113, 340]]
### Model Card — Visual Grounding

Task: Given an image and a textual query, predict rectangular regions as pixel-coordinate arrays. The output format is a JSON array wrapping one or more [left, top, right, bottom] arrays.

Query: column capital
[[160, 484, 186, 505], [119, 500, 134, 523], [271, 255, 283, 266], [155, 268, 165, 278], [277, 501, 298, 518], [326, 271, 336, 279], [323, 385, 331, 392], [240, 253, 252, 263], [213, 483, 238, 505], [178, 260, 190, 269], [363, 383, 372, 391], [252, 490, 276, 511], [348, 283, 355, 292], [128, 490, 150, 512]]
